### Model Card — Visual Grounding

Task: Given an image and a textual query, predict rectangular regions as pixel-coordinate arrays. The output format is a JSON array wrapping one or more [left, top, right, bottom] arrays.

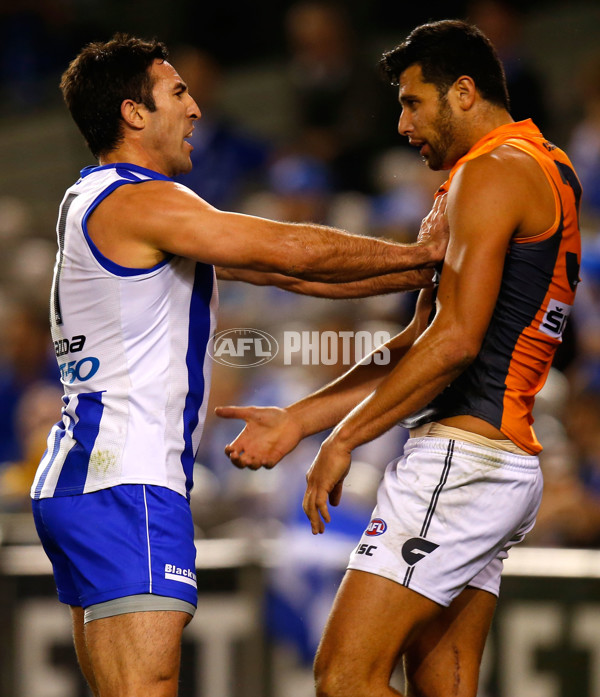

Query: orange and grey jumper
[[402, 120, 582, 454]]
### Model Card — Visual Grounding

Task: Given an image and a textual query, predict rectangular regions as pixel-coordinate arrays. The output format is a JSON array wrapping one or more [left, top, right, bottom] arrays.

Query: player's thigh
[[70, 606, 99, 694], [315, 569, 441, 688], [85, 610, 190, 689], [404, 586, 496, 697]]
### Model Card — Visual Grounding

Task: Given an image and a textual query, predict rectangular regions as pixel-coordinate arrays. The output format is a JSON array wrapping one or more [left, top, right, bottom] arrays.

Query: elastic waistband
[[404, 435, 540, 472], [409, 421, 530, 455]]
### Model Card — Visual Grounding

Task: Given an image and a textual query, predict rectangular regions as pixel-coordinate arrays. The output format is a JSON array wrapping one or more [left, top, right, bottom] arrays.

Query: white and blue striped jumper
[[31, 163, 218, 501]]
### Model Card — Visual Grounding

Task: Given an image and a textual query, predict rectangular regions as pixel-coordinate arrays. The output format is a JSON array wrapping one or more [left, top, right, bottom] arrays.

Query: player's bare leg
[[403, 586, 496, 697], [84, 609, 191, 697], [314, 570, 441, 697], [314, 570, 494, 697], [70, 606, 99, 697]]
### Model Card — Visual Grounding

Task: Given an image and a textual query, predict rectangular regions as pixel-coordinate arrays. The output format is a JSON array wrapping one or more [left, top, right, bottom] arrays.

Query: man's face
[[397, 64, 463, 171], [142, 59, 200, 177]]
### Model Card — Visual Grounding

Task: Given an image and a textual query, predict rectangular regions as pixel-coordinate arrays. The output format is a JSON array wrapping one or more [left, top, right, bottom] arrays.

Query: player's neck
[[99, 141, 169, 176], [469, 108, 514, 148]]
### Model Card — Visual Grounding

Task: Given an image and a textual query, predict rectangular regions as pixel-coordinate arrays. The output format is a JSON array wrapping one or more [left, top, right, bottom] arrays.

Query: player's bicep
[[127, 183, 298, 270], [386, 287, 434, 357], [435, 157, 524, 346]]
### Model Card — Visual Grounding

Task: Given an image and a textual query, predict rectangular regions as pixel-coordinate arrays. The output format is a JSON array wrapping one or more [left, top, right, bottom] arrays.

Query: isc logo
[[366, 518, 387, 536]]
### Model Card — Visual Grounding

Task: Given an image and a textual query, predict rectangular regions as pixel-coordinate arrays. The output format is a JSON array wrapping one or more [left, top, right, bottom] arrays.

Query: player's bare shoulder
[[457, 146, 533, 195], [450, 145, 555, 239], [448, 150, 525, 227], [93, 179, 215, 238], [107, 178, 211, 216], [87, 178, 215, 267], [488, 143, 556, 238]]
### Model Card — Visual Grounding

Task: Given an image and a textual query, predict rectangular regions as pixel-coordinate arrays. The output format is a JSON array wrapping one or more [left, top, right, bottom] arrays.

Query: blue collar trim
[[80, 163, 172, 181]]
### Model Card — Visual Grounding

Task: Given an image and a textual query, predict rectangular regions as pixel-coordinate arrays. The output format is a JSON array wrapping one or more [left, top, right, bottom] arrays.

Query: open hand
[[417, 192, 449, 264], [215, 405, 303, 469], [302, 437, 352, 534]]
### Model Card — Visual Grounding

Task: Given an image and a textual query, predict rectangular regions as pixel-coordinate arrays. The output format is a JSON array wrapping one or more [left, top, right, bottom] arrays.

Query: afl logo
[[208, 328, 279, 368], [366, 518, 387, 536]]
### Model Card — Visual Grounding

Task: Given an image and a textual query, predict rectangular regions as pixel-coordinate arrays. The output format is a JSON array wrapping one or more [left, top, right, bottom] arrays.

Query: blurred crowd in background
[[1, 0, 600, 678]]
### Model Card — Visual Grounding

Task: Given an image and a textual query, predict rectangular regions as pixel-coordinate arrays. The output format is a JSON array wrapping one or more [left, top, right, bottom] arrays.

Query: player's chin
[[424, 155, 443, 171], [175, 156, 194, 176]]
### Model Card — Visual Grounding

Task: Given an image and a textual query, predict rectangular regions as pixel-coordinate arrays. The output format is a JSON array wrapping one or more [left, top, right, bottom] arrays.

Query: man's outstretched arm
[[215, 289, 432, 468], [215, 266, 436, 297], [214, 196, 446, 296], [93, 182, 448, 282]]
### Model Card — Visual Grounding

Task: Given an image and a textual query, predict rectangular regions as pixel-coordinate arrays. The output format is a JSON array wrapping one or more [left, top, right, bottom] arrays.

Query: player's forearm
[[286, 332, 417, 437], [160, 194, 446, 281], [278, 222, 440, 281], [284, 269, 435, 297], [216, 267, 435, 297], [208, 211, 443, 282], [330, 326, 476, 452], [288, 364, 389, 437], [286, 290, 431, 437]]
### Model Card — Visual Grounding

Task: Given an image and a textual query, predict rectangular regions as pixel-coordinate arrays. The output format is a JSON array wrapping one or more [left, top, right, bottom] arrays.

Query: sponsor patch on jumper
[[164, 563, 197, 588], [539, 298, 572, 339]]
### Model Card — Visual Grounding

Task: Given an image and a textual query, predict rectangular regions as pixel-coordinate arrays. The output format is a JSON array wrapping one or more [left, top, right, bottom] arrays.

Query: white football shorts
[[347, 434, 543, 607]]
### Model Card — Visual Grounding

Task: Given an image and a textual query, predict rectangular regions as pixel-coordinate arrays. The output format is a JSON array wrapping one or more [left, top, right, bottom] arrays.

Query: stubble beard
[[424, 97, 457, 171], [166, 149, 193, 178]]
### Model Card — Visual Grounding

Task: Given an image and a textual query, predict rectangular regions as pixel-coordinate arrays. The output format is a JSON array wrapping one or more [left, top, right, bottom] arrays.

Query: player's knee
[[314, 648, 342, 697], [314, 667, 348, 697], [405, 666, 480, 697], [406, 682, 478, 697], [100, 678, 177, 697], [95, 665, 179, 697], [145, 666, 180, 695], [314, 650, 371, 697], [315, 672, 374, 697]]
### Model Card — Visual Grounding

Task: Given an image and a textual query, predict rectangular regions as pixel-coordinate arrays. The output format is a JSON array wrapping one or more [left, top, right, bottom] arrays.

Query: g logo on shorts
[[401, 537, 439, 566]]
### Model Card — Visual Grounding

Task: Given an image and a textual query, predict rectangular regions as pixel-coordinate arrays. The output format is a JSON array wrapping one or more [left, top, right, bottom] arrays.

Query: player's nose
[[188, 96, 201, 121], [398, 109, 412, 136]]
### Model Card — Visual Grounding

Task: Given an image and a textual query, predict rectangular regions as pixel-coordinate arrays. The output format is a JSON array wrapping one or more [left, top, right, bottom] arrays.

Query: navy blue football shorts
[[31, 484, 198, 611]]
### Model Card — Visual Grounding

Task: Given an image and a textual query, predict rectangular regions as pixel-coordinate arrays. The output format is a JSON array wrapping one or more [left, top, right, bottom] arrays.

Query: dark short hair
[[60, 33, 168, 158], [380, 20, 510, 110]]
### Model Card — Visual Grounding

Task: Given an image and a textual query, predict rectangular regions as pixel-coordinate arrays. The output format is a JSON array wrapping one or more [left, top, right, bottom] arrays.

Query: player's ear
[[120, 99, 145, 130], [453, 75, 477, 111]]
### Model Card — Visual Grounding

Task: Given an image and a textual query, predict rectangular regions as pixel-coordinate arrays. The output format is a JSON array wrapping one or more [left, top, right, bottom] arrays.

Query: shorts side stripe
[[403, 440, 454, 588], [420, 439, 454, 537], [143, 485, 152, 593]]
